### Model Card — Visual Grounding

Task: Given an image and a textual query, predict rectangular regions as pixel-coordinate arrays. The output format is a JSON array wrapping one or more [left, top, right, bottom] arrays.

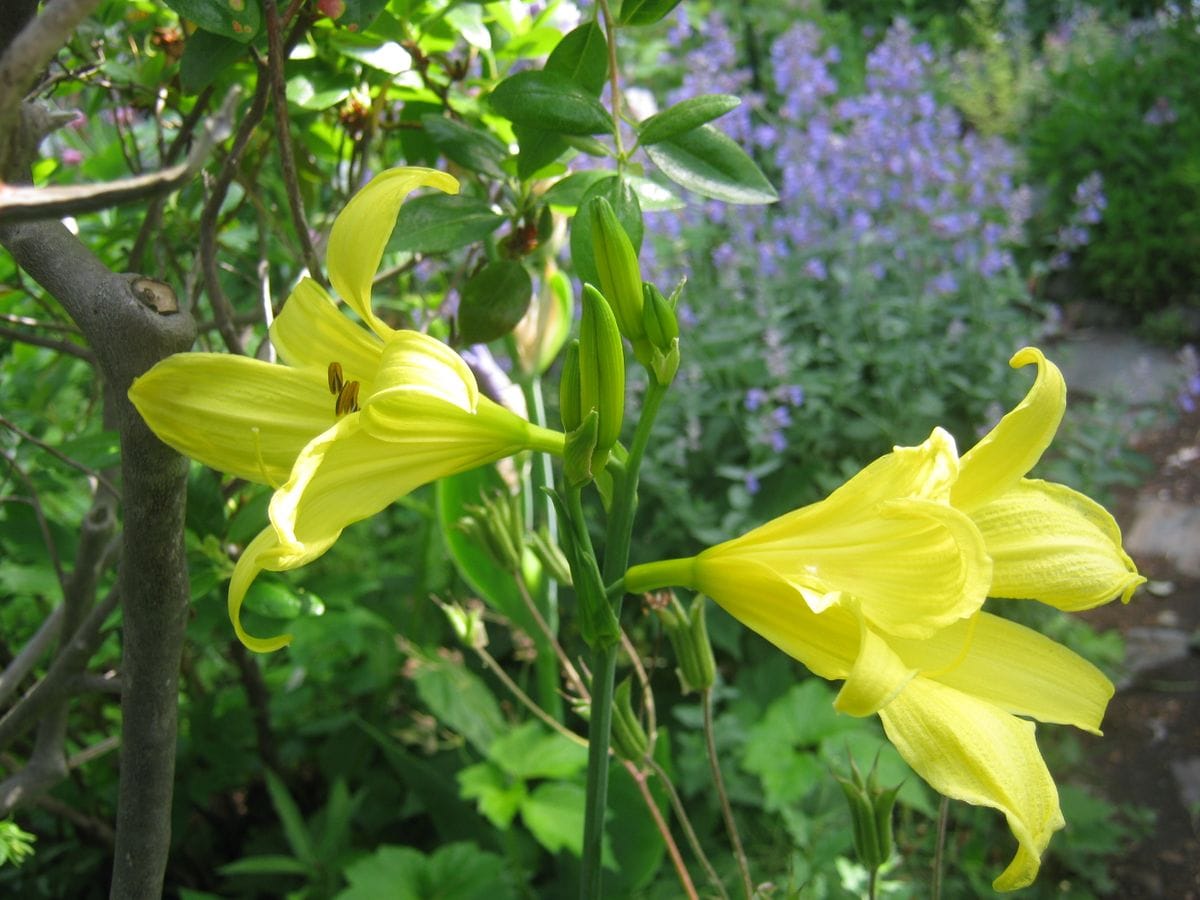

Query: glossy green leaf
[[618, 0, 684, 26], [421, 115, 508, 178], [569, 176, 643, 288], [542, 171, 610, 210], [489, 70, 612, 135], [328, 33, 412, 74], [391, 194, 504, 253], [165, 0, 260, 42], [513, 125, 568, 179], [329, 0, 390, 31], [626, 174, 684, 211], [545, 22, 608, 96], [179, 30, 247, 94], [286, 74, 354, 111], [458, 260, 532, 345], [644, 124, 778, 204], [638, 94, 741, 145], [445, 4, 491, 49]]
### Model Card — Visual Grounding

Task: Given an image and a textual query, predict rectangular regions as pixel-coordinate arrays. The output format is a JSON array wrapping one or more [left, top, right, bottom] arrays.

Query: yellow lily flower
[[626, 350, 1141, 890], [129, 168, 564, 652]]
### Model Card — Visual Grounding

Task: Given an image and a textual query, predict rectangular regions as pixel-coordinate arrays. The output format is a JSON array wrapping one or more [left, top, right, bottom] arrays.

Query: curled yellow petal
[[228, 528, 295, 653], [834, 617, 918, 717], [128, 353, 331, 485], [364, 330, 479, 412], [327, 167, 459, 340], [879, 678, 1065, 892], [953, 347, 1065, 511], [973, 479, 1144, 609]]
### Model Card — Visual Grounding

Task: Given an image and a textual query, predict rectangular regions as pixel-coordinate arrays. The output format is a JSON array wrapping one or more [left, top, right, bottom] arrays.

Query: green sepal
[[611, 678, 649, 762], [564, 408, 599, 488], [657, 593, 715, 694]]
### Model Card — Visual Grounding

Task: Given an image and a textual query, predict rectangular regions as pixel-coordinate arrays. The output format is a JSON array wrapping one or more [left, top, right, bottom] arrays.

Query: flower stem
[[623, 760, 698, 900], [595, 0, 624, 159], [646, 756, 729, 899], [579, 379, 669, 899], [933, 795, 949, 900], [474, 646, 586, 748], [703, 687, 754, 900]]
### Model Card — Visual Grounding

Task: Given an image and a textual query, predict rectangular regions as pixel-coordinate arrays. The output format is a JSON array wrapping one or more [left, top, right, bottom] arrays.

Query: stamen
[[327, 361, 344, 396], [920, 613, 980, 680], [335, 380, 360, 416], [250, 426, 284, 490]]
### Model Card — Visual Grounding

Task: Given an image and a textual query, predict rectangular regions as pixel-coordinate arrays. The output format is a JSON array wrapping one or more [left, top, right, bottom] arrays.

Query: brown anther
[[335, 381, 360, 416], [327, 361, 345, 396]]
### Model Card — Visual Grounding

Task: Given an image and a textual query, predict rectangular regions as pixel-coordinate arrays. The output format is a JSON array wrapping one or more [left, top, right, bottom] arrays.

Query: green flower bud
[[589, 197, 645, 343], [655, 592, 716, 694], [641, 283, 679, 350], [459, 491, 525, 574], [559, 340, 582, 433], [437, 598, 488, 649], [578, 284, 625, 464], [528, 526, 573, 587], [611, 678, 650, 762], [834, 754, 901, 874]]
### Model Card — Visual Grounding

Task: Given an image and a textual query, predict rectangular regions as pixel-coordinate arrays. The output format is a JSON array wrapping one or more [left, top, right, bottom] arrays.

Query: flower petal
[[834, 616, 918, 717], [890, 612, 1115, 733], [327, 167, 459, 339], [228, 527, 299, 653], [953, 347, 1065, 511], [879, 678, 1065, 892], [974, 479, 1144, 609], [695, 558, 863, 680], [363, 330, 479, 411], [270, 277, 384, 386], [128, 353, 331, 485]]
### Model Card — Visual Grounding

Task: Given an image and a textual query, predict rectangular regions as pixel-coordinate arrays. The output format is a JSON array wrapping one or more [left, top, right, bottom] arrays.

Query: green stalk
[[579, 380, 669, 899]]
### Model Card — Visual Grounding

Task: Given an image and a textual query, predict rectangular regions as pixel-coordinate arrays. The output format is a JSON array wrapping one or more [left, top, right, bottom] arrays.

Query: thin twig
[[594, 0, 624, 158], [0, 89, 240, 223], [474, 646, 587, 748], [0, 414, 120, 495], [702, 687, 754, 900], [263, 0, 323, 286], [31, 792, 115, 846], [67, 733, 120, 769], [620, 629, 656, 752], [514, 573, 588, 701], [0, 604, 63, 708], [932, 795, 949, 900], [646, 756, 729, 899], [0, 323, 93, 361], [623, 760, 699, 900], [0, 311, 79, 333]]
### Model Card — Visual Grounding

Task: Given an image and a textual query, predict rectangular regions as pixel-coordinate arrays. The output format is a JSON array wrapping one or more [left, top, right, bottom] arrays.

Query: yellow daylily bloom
[[952, 346, 1144, 610], [130, 168, 564, 652], [626, 350, 1140, 890]]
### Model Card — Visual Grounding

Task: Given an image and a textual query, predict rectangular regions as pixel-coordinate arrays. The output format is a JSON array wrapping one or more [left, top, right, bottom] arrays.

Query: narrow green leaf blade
[[638, 94, 741, 145], [644, 124, 778, 204], [489, 70, 612, 136], [263, 770, 317, 868]]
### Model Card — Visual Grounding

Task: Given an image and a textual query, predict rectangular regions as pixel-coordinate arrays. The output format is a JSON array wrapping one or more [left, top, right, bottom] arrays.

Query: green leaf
[[457, 260, 532, 345], [179, 30, 247, 94], [331, 0, 389, 31], [625, 174, 684, 212], [569, 176, 642, 288], [545, 22, 608, 96], [263, 770, 317, 868], [486, 722, 587, 780], [489, 70, 612, 136], [218, 855, 310, 877], [421, 115, 508, 179], [328, 33, 412, 74], [445, 4, 491, 49], [542, 171, 611, 210], [458, 762, 526, 829], [513, 125, 568, 180], [638, 94, 741, 145], [520, 781, 586, 855], [391, 194, 504, 253], [644, 124, 778, 204], [165, 0, 260, 42], [618, 0, 684, 26], [436, 467, 534, 632], [286, 74, 354, 111], [0, 560, 61, 599], [410, 650, 505, 753], [335, 843, 516, 900], [335, 846, 423, 900]]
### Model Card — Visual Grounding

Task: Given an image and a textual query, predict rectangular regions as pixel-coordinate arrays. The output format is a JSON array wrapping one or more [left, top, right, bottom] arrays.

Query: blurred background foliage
[[0, 0, 1191, 896]]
